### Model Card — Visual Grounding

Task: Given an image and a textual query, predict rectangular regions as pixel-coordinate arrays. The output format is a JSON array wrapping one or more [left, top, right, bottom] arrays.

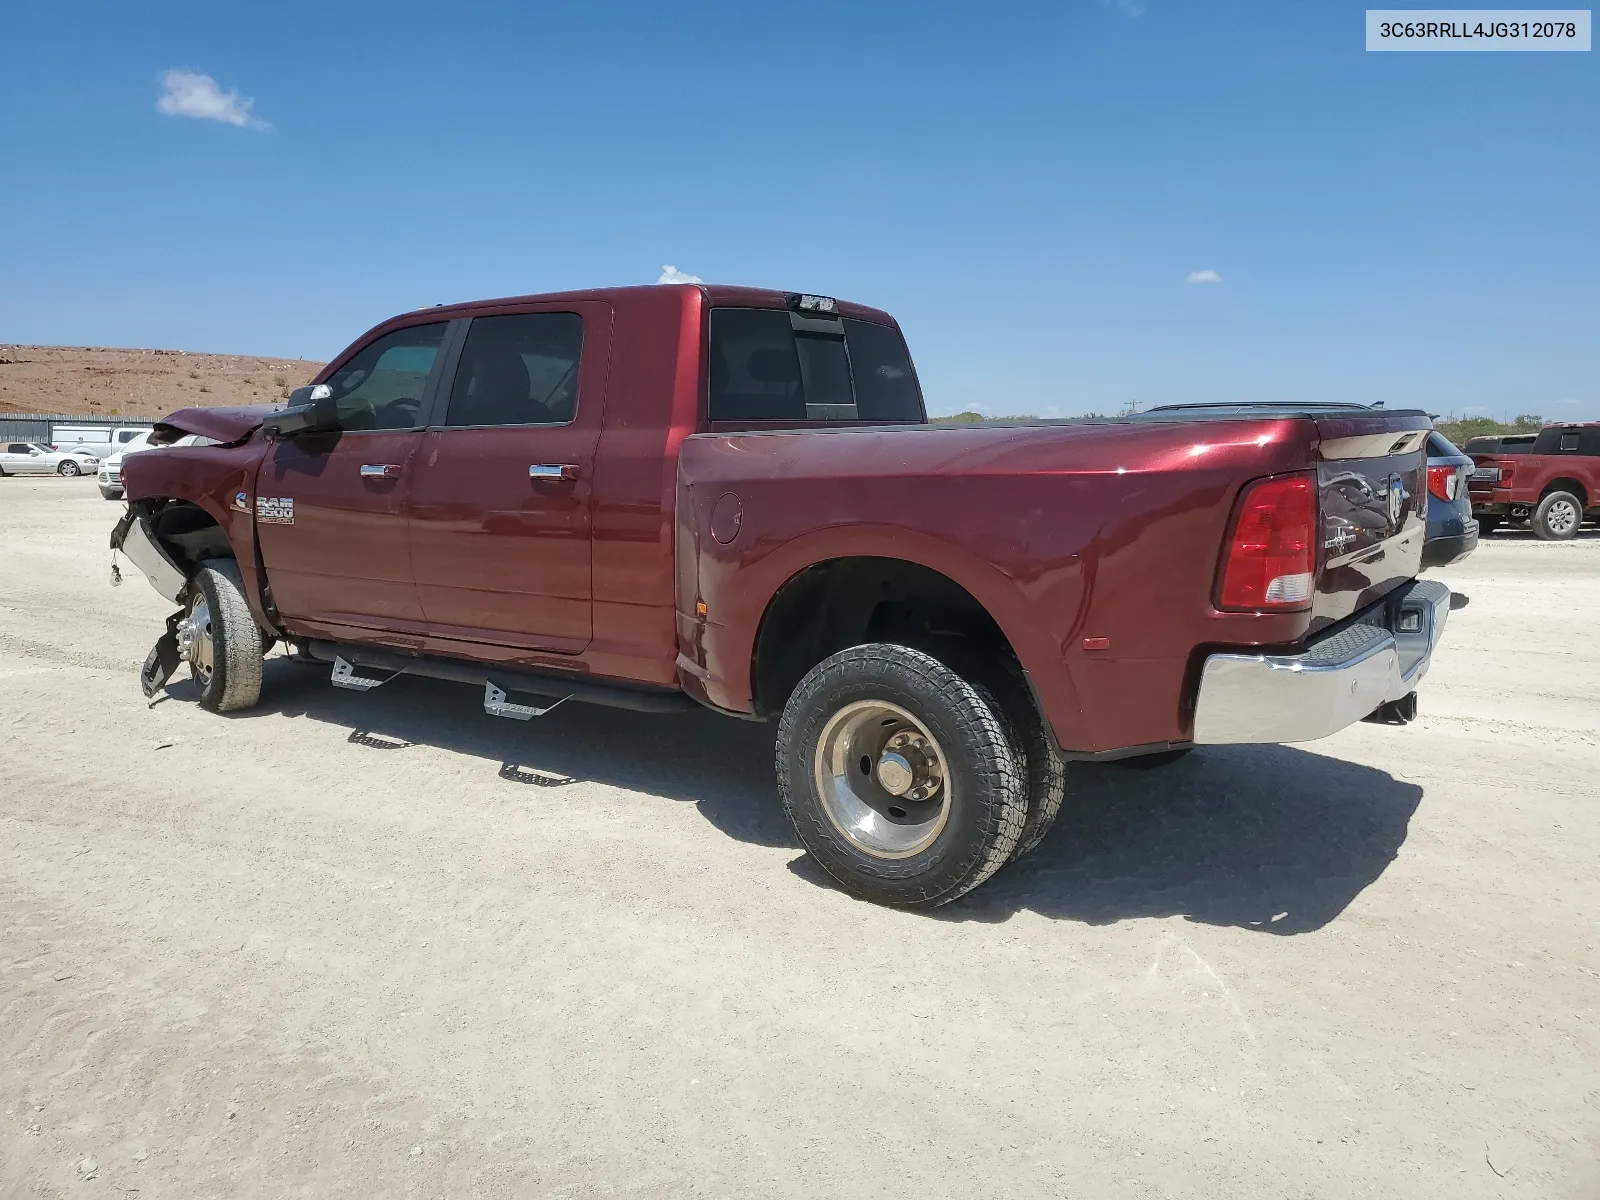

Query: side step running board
[[304, 640, 697, 717], [484, 682, 568, 721], [331, 656, 397, 691]]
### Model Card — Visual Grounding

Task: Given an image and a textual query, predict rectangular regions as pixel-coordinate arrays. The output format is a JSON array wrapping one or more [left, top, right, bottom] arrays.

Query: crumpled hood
[[152, 405, 276, 445]]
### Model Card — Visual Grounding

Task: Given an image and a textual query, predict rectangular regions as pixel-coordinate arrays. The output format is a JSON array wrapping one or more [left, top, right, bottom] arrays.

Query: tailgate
[[1312, 414, 1430, 632]]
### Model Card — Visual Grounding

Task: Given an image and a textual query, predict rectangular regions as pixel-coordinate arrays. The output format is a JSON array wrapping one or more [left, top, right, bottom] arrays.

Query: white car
[[0, 442, 100, 477], [98, 433, 211, 499]]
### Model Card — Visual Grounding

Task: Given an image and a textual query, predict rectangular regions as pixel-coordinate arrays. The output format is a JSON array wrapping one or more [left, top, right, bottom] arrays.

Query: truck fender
[[115, 461, 276, 634], [704, 523, 1093, 751]]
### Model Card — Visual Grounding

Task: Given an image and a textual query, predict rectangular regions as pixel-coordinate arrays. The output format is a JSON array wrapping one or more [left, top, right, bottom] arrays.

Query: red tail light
[[1427, 465, 1458, 502], [1217, 472, 1317, 611]]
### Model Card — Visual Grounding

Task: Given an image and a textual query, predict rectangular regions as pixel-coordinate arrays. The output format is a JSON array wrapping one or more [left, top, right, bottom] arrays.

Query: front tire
[[99, 487, 122, 501], [180, 560, 265, 712], [1532, 491, 1582, 541], [57, 461, 80, 477], [776, 644, 1027, 909]]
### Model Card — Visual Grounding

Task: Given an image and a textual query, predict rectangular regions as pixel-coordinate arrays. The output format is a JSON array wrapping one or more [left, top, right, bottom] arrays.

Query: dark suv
[[1422, 432, 1477, 567]]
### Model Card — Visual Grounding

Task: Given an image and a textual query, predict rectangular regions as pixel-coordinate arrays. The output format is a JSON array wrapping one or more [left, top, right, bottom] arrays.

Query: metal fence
[[0, 414, 158, 444]]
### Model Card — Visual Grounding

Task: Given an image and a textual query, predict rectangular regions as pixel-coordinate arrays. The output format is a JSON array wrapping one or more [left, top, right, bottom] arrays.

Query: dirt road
[[2, 477, 1596, 1198]]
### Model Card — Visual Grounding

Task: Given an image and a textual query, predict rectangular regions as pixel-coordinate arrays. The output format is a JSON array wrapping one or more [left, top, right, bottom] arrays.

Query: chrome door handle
[[361, 464, 403, 480], [529, 464, 581, 481]]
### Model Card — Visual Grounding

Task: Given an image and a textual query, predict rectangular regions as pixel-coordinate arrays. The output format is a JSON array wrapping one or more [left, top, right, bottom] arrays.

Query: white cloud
[[656, 264, 703, 285], [156, 69, 269, 130], [1185, 269, 1223, 284]]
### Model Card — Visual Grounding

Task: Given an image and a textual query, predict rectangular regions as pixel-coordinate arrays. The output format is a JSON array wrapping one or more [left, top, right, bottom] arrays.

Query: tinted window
[[707, 308, 925, 423], [708, 309, 806, 421], [6, 444, 30, 454], [1559, 432, 1580, 452], [845, 318, 924, 421], [446, 313, 584, 427], [325, 323, 446, 431]]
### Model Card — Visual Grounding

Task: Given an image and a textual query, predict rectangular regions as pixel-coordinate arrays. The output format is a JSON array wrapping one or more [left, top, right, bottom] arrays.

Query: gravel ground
[[2, 477, 1596, 1198]]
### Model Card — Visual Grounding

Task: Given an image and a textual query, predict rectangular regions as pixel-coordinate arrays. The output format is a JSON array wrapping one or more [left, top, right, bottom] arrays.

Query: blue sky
[[1, 2, 1594, 419]]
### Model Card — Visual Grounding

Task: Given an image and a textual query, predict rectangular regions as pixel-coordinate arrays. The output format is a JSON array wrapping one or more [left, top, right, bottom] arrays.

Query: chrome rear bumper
[[1192, 580, 1451, 745]]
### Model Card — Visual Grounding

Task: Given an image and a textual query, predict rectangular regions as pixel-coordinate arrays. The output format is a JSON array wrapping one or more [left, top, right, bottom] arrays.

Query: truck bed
[[677, 411, 1429, 753]]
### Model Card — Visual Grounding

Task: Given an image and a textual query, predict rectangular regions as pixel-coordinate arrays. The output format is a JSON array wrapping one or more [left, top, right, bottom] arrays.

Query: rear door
[[407, 302, 611, 653], [254, 320, 452, 630]]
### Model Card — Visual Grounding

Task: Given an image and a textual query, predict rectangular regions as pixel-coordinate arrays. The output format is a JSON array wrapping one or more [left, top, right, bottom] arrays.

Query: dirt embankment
[[0, 345, 325, 419]]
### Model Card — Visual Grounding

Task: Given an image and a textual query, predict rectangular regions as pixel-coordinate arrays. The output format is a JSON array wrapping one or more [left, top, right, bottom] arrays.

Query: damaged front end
[[111, 500, 244, 698]]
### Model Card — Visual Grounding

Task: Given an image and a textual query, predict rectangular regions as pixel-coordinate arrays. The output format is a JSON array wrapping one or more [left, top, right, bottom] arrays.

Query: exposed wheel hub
[[874, 730, 942, 801], [814, 700, 952, 859], [178, 598, 214, 684]]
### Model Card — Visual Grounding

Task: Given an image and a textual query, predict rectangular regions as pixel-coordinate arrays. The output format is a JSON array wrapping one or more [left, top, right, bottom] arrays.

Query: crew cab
[[1467, 423, 1600, 540], [111, 284, 1452, 908]]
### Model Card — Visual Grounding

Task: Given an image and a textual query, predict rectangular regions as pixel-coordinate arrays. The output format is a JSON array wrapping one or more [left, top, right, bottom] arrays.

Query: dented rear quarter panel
[[678, 417, 1331, 754]]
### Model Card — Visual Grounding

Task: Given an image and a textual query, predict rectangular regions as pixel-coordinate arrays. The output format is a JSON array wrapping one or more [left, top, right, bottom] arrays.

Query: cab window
[[707, 307, 925, 424], [325, 323, 447, 431], [444, 313, 584, 427]]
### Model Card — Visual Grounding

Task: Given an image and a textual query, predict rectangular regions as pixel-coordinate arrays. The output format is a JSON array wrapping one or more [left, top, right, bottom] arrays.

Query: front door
[[408, 303, 610, 653], [254, 320, 451, 631], [2, 444, 48, 475]]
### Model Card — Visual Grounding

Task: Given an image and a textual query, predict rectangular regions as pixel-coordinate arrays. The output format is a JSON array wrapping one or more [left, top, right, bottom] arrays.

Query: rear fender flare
[[708, 523, 1092, 751]]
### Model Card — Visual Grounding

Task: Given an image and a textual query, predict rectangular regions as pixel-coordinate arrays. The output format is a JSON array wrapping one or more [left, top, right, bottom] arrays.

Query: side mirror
[[266, 384, 338, 437]]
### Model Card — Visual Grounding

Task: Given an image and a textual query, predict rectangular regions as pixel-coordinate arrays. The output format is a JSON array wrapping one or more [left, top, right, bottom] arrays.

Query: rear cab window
[[706, 303, 925, 427]]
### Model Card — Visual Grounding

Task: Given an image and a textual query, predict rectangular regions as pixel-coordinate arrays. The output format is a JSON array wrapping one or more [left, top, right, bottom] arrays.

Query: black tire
[[1532, 491, 1583, 541], [57, 460, 80, 477], [189, 560, 265, 712], [972, 675, 1067, 864], [99, 487, 122, 501], [1476, 516, 1501, 535], [1111, 748, 1194, 770], [776, 644, 1027, 909]]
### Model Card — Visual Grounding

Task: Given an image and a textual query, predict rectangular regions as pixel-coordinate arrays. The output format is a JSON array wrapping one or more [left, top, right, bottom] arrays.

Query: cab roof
[[404, 283, 897, 328]]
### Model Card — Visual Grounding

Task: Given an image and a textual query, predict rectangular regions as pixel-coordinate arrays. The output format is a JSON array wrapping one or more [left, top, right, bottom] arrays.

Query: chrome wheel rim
[[177, 596, 214, 685], [59, 462, 78, 476], [1548, 499, 1578, 534], [813, 700, 951, 859]]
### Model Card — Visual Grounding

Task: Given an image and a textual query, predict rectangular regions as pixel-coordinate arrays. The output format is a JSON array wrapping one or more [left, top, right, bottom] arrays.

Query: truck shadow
[[205, 658, 1421, 936], [925, 747, 1421, 933]]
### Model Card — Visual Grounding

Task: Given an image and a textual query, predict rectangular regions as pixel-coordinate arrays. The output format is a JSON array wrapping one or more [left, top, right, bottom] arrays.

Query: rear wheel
[[1532, 491, 1582, 541], [776, 644, 1026, 909], [57, 460, 80, 477], [1476, 516, 1501, 535], [180, 560, 265, 712]]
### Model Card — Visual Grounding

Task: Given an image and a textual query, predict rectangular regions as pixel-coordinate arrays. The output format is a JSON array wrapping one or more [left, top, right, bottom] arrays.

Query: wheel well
[[1541, 478, 1588, 509], [148, 500, 233, 574], [751, 556, 1022, 718]]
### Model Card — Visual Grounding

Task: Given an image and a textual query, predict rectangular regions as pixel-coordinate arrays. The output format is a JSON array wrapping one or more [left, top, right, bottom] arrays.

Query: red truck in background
[[111, 284, 1452, 909], [1466, 423, 1600, 540]]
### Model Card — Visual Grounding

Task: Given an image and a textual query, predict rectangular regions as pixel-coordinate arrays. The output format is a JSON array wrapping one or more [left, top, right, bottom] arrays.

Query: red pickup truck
[[1466, 423, 1600, 540], [111, 284, 1451, 908]]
